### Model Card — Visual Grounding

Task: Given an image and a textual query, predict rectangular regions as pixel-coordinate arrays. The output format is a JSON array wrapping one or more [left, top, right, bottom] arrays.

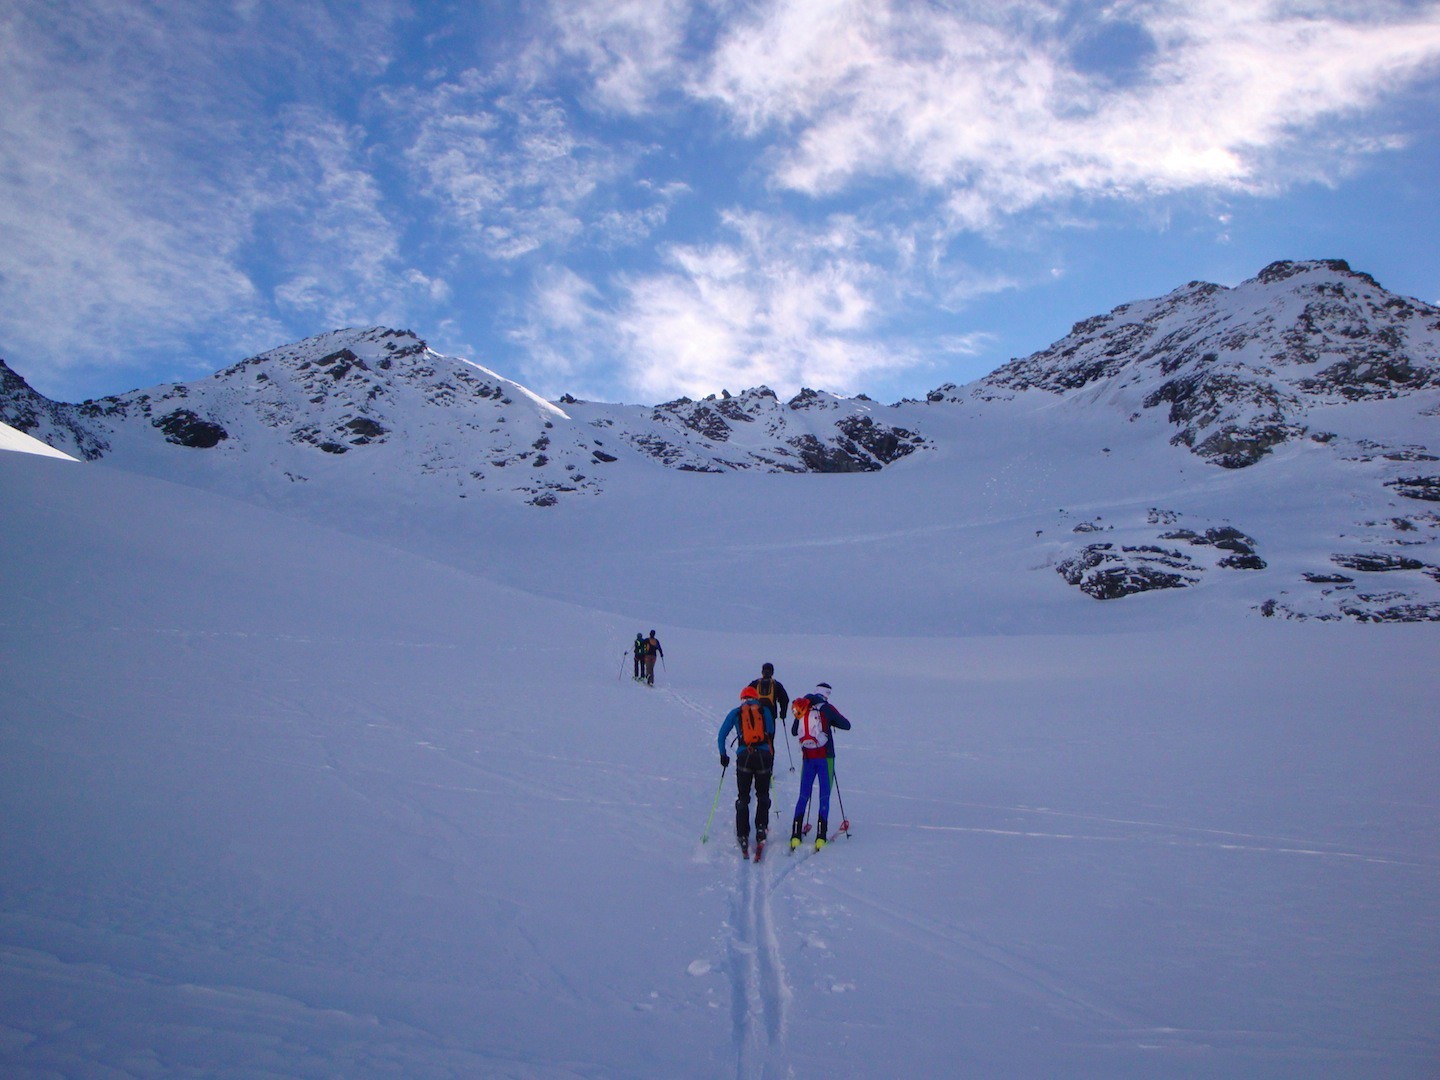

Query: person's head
[[761, 662, 774, 677], [741, 686, 759, 702], [814, 682, 832, 700], [649, 629, 657, 637]]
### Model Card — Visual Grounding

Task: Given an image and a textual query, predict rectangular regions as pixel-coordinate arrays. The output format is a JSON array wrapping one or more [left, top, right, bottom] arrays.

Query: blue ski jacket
[[717, 702, 775, 755]]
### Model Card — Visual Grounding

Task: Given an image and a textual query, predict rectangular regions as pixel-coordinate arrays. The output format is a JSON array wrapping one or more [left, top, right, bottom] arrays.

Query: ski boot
[[789, 817, 804, 851], [814, 817, 828, 851]]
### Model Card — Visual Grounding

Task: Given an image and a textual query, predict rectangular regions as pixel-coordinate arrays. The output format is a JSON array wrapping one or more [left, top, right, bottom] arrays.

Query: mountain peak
[[1250, 258, 1382, 291], [974, 259, 1439, 468]]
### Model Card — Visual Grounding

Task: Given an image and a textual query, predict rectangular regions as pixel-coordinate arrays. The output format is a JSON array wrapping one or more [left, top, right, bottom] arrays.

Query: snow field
[[2, 450, 1438, 1077]]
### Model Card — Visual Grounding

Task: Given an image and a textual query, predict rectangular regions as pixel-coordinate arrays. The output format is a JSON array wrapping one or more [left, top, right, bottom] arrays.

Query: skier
[[632, 632, 646, 681], [643, 630, 664, 686], [747, 663, 790, 736], [717, 685, 775, 859], [790, 682, 851, 851]]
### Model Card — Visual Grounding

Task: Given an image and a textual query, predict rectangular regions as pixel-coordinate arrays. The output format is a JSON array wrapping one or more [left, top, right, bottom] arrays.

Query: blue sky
[[3, 1, 1439, 406]]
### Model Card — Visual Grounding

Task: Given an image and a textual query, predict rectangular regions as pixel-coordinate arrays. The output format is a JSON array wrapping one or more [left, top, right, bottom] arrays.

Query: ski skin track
[[686, 671, 1014, 1072], [668, 676, 857, 1073], [726, 846, 792, 1078]]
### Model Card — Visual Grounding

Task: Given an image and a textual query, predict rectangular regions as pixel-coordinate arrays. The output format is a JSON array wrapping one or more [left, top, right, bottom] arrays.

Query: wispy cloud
[[0, 0, 420, 394], [534, 0, 698, 113], [263, 107, 446, 329], [595, 181, 692, 250], [695, 1, 1440, 226], [0, 1, 263, 390], [509, 266, 610, 393], [519, 211, 932, 401], [387, 73, 645, 259], [6, 0, 1437, 406]]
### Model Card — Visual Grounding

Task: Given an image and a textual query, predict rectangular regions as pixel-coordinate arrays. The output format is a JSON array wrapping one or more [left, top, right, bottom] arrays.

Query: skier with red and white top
[[789, 682, 851, 850]]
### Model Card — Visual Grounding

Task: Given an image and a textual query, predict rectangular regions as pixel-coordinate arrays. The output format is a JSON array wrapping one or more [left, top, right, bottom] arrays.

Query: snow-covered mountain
[[4, 265, 1440, 1077], [2, 260, 1437, 620], [943, 258, 1440, 470], [0, 326, 925, 507], [926, 259, 1440, 620]]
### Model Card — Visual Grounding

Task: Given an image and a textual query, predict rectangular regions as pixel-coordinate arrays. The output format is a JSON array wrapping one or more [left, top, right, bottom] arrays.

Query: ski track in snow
[[871, 795, 1440, 869], [897, 822, 1436, 867], [725, 856, 792, 1080], [667, 684, 802, 1075], [669, 682, 826, 1074], [820, 873, 1152, 1034], [656, 685, 716, 737]]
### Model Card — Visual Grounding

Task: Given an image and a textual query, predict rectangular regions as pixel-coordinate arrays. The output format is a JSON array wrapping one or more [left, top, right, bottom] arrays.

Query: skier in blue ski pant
[[790, 683, 850, 848]]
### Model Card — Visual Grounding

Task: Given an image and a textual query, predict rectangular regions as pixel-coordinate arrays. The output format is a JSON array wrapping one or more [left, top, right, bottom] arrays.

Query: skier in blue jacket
[[717, 686, 775, 858], [789, 682, 851, 850]]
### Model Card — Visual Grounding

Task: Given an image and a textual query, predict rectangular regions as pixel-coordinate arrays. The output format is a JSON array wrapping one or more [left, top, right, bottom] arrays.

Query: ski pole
[[782, 727, 795, 773], [830, 759, 850, 837], [618, 651, 627, 681], [701, 763, 728, 844]]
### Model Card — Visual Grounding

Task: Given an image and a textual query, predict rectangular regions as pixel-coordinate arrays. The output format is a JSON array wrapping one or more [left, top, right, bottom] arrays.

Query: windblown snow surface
[[2, 410, 1437, 1077]]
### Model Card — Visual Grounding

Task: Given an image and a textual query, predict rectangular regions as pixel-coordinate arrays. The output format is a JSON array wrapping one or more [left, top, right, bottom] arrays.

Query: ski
[[752, 840, 765, 863]]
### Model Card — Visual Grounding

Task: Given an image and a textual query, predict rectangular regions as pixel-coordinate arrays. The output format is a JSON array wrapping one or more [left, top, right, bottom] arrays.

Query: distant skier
[[790, 683, 851, 850], [718, 685, 775, 859], [632, 632, 646, 681], [643, 630, 664, 686]]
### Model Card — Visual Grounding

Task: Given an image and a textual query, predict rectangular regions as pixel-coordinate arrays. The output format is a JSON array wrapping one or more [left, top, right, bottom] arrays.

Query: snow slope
[[3, 449, 1437, 1078], [0, 419, 77, 461]]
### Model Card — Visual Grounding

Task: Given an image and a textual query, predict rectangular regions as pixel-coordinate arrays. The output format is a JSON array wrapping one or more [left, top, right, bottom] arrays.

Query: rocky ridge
[[3, 260, 1438, 619], [931, 259, 1440, 469], [0, 328, 926, 506]]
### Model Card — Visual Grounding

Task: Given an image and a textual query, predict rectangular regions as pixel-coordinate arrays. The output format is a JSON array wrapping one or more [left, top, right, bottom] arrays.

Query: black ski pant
[[734, 746, 773, 842]]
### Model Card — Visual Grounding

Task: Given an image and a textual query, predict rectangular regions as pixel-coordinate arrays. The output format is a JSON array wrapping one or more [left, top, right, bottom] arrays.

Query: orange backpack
[[739, 701, 768, 747]]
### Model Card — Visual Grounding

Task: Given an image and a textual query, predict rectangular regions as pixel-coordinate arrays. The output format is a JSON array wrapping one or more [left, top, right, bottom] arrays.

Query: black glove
[[720, 754, 730, 768]]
